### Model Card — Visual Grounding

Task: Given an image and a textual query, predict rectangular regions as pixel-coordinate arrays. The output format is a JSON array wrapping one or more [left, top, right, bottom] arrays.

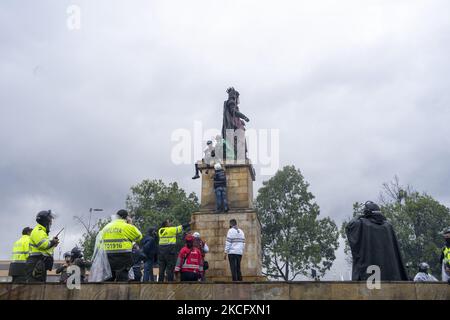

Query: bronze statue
[[221, 87, 250, 161]]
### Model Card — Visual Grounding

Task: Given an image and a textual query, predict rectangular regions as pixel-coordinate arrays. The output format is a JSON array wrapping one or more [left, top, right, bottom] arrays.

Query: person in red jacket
[[174, 234, 203, 281]]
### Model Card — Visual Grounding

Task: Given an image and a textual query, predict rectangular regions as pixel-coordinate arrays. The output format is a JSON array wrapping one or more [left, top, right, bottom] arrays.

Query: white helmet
[[193, 232, 200, 238], [214, 163, 222, 170]]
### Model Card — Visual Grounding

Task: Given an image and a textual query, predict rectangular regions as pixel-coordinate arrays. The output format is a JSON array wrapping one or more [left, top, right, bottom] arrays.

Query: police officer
[[100, 209, 143, 282], [26, 210, 60, 283], [440, 227, 450, 282], [158, 218, 193, 282], [9, 227, 32, 283]]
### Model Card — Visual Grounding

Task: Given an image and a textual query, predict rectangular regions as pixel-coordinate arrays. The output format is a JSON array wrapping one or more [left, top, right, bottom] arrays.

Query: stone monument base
[[191, 210, 265, 282]]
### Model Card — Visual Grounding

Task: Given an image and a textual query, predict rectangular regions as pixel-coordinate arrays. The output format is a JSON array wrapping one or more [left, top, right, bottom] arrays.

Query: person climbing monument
[[213, 163, 229, 213]]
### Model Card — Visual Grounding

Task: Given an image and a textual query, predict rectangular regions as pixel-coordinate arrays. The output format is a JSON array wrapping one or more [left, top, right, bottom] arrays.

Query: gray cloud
[[1, 0, 449, 278]]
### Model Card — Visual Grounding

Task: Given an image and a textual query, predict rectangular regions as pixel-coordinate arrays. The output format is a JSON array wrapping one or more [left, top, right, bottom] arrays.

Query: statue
[[221, 87, 250, 161]]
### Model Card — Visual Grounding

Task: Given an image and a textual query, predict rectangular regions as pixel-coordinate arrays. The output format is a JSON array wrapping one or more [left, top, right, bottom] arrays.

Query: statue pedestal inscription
[[191, 160, 265, 281]]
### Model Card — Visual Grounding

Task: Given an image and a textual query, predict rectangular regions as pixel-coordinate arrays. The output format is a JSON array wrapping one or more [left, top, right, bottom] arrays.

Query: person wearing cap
[[192, 140, 216, 179], [9, 227, 32, 283], [414, 262, 438, 282], [440, 228, 450, 282], [193, 232, 209, 281], [346, 201, 408, 281], [99, 209, 143, 282], [158, 218, 193, 282], [213, 163, 229, 213], [174, 234, 203, 281], [26, 210, 60, 282]]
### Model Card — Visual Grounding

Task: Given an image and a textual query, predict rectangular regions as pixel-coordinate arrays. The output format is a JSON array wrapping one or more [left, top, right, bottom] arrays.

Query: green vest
[[444, 247, 450, 264], [158, 225, 183, 246]]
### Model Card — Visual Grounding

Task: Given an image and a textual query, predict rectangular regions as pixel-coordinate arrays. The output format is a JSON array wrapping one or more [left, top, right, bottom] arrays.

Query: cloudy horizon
[[1, 0, 450, 279]]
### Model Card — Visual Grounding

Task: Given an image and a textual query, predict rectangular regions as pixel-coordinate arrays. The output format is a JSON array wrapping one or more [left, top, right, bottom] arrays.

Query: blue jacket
[[132, 247, 146, 266], [142, 235, 158, 260]]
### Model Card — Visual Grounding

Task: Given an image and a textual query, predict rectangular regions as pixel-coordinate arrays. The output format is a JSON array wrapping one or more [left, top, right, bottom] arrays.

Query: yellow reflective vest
[[444, 247, 450, 264], [29, 223, 55, 257], [100, 219, 143, 253], [11, 235, 30, 263], [158, 225, 183, 246]]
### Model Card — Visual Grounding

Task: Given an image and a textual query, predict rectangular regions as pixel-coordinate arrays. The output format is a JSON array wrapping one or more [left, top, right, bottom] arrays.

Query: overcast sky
[[1, 0, 450, 279]]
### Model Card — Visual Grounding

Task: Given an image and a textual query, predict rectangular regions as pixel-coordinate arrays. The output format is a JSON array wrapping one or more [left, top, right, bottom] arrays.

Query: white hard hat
[[193, 232, 200, 238], [214, 163, 222, 170]]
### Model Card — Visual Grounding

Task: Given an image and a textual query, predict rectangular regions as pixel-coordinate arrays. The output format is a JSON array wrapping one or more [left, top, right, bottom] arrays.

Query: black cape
[[346, 212, 409, 281]]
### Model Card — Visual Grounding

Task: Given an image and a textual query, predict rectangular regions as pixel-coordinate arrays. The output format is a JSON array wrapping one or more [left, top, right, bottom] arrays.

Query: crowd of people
[[8, 209, 246, 283], [9, 201, 450, 284]]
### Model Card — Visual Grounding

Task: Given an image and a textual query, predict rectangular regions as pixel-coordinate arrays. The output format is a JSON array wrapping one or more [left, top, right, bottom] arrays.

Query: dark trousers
[[9, 262, 27, 283], [181, 272, 199, 282], [132, 266, 142, 282], [158, 248, 176, 282], [143, 259, 155, 282], [26, 256, 47, 283], [106, 253, 133, 282], [12, 275, 28, 283], [215, 186, 229, 211], [228, 254, 242, 281], [107, 269, 129, 282]]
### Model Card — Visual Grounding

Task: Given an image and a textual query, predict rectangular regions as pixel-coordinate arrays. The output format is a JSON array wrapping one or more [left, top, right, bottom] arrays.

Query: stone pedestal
[[198, 160, 256, 211], [191, 160, 264, 281]]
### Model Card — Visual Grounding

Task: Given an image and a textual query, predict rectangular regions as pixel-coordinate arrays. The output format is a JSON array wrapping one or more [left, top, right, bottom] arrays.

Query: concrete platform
[[1, 282, 449, 300]]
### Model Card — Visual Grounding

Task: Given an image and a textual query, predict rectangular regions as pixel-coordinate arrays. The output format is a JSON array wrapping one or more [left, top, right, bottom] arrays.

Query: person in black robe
[[346, 201, 409, 281]]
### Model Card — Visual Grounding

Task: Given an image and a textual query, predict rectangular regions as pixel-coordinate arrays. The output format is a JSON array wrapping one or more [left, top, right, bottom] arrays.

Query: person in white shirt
[[224, 219, 245, 281], [192, 140, 216, 179]]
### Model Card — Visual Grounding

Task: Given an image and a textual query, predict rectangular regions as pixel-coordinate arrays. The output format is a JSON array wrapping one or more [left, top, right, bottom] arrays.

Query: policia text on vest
[[99, 215, 143, 281]]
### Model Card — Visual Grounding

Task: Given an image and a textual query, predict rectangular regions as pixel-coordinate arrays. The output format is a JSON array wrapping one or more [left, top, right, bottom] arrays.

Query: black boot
[[192, 164, 200, 179]]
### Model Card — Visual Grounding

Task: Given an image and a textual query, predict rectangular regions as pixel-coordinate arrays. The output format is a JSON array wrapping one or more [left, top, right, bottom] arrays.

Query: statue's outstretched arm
[[235, 110, 250, 122]]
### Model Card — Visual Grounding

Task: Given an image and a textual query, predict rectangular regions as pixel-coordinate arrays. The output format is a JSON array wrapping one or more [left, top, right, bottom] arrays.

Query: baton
[[55, 228, 65, 238]]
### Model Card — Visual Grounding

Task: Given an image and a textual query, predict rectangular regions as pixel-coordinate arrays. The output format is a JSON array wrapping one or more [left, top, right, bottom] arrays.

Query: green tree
[[78, 179, 199, 259], [255, 165, 340, 280], [341, 176, 450, 277], [125, 179, 199, 235], [78, 218, 110, 260]]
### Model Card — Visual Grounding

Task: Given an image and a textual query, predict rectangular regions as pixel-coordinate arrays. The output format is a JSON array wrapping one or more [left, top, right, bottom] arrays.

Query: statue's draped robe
[[222, 99, 248, 160]]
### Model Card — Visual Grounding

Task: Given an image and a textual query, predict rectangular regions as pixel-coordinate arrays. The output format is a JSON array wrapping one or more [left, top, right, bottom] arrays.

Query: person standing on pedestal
[[213, 163, 229, 213], [224, 219, 245, 281]]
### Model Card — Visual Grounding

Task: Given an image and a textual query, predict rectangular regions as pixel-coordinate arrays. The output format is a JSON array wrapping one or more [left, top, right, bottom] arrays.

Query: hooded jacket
[[346, 212, 409, 281]]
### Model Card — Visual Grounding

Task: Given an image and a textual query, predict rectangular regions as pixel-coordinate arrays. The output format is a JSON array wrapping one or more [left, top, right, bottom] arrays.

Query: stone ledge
[[1, 282, 449, 300]]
